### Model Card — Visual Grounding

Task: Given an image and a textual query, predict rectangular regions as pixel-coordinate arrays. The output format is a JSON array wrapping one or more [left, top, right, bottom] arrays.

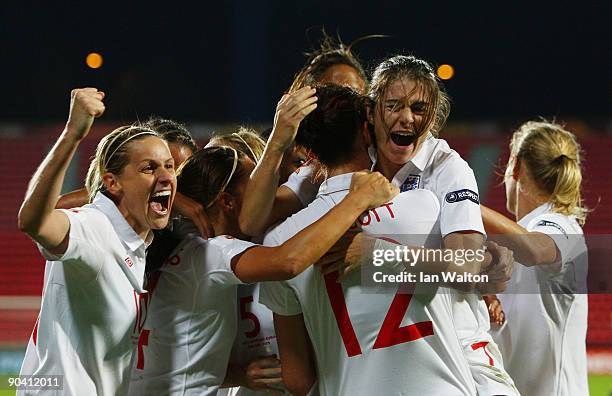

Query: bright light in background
[[86, 53, 103, 69], [437, 64, 454, 80]]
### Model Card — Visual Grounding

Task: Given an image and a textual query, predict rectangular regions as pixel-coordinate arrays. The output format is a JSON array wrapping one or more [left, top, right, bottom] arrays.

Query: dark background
[[1, 1, 610, 125]]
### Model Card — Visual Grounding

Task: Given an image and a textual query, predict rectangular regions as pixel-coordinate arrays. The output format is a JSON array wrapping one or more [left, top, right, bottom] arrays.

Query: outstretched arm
[[18, 88, 105, 254], [481, 204, 558, 266], [233, 171, 399, 282], [239, 87, 317, 236]]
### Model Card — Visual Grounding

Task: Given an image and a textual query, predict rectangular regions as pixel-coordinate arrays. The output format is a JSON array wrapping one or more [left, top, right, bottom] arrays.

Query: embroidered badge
[[445, 189, 479, 204], [401, 175, 421, 192]]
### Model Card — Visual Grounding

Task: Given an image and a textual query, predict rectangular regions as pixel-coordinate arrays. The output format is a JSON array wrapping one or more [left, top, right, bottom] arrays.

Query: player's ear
[[102, 172, 123, 198], [217, 192, 235, 214]]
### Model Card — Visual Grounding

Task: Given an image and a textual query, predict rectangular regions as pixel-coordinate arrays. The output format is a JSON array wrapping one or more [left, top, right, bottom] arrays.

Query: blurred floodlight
[[86, 53, 103, 69], [437, 64, 454, 80]]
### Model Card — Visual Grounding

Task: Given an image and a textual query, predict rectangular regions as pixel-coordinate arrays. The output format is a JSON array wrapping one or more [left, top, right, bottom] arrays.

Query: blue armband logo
[[445, 189, 479, 204]]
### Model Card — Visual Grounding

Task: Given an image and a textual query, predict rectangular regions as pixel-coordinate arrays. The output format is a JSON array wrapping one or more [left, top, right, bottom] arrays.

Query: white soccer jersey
[[369, 135, 517, 396], [494, 203, 588, 396], [219, 284, 288, 396], [281, 164, 319, 206], [128, 220, 255, 396], [260, 173, 478, 396], [18, 193, 150, 396]]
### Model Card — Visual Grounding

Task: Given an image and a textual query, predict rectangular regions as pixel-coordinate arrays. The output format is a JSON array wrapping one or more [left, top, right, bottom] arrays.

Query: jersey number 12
[[324, 272, 434, 357]]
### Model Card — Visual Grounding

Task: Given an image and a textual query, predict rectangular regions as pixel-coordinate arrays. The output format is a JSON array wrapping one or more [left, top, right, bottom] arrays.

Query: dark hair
[[296, 85, 368, 168], [369, 55, 450, 137], [177, 146, 248, 209], [146, 146, 248, 276], [289, 31, 369, 93], [143, 116, 198, 152]]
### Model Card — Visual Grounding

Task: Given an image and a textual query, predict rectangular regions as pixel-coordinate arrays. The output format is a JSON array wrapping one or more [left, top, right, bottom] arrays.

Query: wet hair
[[369, 55, 450, 138], [85, 125, 161, 202], [296, 84, 368, 168], [143, 116, 198, 152], [207, 127, 265, 162], [510, 120, 587, 224], [289, 31, 369, 93]]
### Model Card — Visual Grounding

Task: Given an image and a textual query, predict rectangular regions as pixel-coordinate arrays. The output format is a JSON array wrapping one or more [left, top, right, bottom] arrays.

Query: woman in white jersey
[[129, 146, 397, 395], [207, 130, 286, 395], [364, 54, 519, 395], [485, 121, 589, 396], [17, 88, 177, 395]]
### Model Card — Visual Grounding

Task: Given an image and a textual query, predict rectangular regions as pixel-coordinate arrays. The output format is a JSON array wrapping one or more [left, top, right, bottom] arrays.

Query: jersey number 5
[[324, 272, 434, 357], [240, 296, 261, 338]]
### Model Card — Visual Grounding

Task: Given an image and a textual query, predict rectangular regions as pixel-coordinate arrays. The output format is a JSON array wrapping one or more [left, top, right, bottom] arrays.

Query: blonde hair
[[85, 125, 160, 202], [207, 127, 265, 162], [510, 120, 587, 224]]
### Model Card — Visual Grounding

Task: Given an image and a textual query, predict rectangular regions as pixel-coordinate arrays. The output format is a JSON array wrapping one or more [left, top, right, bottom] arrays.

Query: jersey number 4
[[324, 272, 434, 357]]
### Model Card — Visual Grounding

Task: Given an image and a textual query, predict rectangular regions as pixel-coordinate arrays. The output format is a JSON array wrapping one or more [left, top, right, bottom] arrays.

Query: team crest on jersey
[[400, 175, 421, 192], [445, 189, 479, 204], [536, 220, 568, 238]]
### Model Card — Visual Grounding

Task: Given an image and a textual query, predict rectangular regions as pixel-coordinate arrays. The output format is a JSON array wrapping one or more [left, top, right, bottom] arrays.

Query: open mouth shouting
[[389, 131, 418, 147], [149, 190, 172, 216]]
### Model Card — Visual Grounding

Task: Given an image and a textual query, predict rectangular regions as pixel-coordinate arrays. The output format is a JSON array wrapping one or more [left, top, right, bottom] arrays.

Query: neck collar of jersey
[[368, 132, 435, 173], [91, 192, 151, 251], [518, 202, 553, 226], [317, 173, 354, 197]]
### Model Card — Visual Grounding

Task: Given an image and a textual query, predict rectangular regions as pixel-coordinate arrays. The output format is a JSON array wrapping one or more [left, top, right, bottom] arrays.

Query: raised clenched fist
[[65, 88, 106, 140]]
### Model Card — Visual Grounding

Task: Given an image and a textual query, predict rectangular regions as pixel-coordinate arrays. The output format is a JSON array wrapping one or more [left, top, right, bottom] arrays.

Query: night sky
[[1, 1, 610, 125]]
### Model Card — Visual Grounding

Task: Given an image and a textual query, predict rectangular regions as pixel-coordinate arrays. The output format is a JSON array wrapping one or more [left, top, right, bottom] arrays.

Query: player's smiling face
[[111, 136, 177, 239], [372, 78, 430, 166]]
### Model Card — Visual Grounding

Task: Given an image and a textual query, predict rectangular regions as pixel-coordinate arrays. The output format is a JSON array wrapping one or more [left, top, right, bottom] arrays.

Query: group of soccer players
[[17, 34, 588, 395]]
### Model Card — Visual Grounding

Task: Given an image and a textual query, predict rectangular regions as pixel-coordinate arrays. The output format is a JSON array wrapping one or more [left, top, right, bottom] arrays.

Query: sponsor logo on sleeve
[[400, 175, 421, 192], [445, 189, 480, 204], [536, 220, 568, 238]]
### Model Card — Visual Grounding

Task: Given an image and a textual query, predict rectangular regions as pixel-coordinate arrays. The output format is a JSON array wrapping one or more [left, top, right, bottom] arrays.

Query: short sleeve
[[281, 165, 320, 206], [528, 214, 575, 267], [36, 208, 106, 275], [435, 159, 485, 237], [259, 280, 303, 316], [200, 235, 256, 285]]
